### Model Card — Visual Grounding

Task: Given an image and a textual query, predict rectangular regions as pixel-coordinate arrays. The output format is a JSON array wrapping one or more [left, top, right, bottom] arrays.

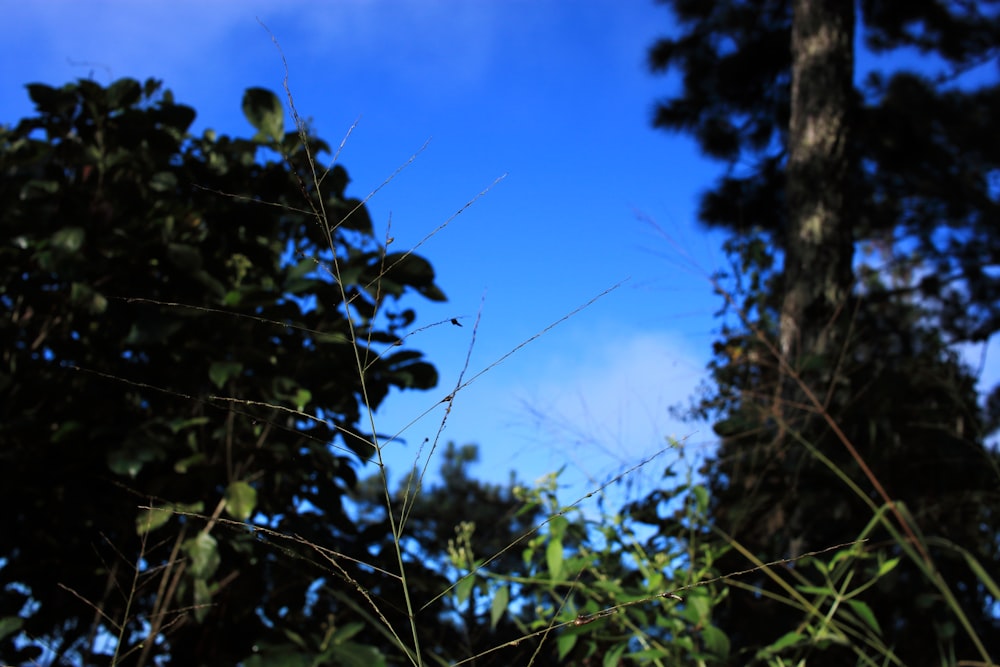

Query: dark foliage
[[351, 442, 550, 665], [650, 0, 1000, 343], [0, 78, 443, 666], [648, 1, 1000, 664]]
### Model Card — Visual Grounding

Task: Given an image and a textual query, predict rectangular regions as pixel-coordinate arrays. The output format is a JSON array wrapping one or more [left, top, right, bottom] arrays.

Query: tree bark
[[781, 0, 855, 368], [773, 0, 857, 559]]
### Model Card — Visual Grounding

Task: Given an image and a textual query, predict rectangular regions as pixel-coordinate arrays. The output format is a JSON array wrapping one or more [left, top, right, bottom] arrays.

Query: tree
[[650, 0, 1000, 344], [0, 78, 444, 666], [647, 1, 1000, 664]]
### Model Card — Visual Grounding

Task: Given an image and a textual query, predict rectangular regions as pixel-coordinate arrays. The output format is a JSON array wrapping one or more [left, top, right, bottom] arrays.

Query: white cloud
[[474, 325, 713, 503]]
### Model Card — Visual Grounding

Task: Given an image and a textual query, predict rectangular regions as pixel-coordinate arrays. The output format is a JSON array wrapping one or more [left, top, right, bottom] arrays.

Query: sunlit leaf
[[877, 556, 900, 577], [546, 537, 564, 581], [556, 632, 577, 660], [846, 599, 882, 634], [798, 585, 834, 595], [762, 631, 805, 654], [20, 179, 59, 200], [602, 643, 627, 667], [490, 585, 509, 629], [692, 484, 709, 513], [292, 388, 311, 411], [51, 227, 85, 253], [209, 361, 243, 389], [135, 505, 174, 535], [174, 452, 206, 473], [702, 625, 730, 659], [455, 574, 475, 605], [224, 481, 258, 522], [183, 533, 220, 579], [149, 171, 178, 192]]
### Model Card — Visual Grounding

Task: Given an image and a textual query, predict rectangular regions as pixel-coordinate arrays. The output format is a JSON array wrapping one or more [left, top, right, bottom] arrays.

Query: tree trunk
[[781, 0, 855, 369], [774, 0, 856, 558]]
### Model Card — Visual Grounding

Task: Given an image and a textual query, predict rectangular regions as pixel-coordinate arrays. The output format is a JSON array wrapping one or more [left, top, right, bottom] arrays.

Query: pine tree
[[647, 1, 1000, 663]]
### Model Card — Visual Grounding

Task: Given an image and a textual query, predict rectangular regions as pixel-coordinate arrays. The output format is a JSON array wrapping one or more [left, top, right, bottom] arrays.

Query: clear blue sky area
[[4, 2, 995, 505]]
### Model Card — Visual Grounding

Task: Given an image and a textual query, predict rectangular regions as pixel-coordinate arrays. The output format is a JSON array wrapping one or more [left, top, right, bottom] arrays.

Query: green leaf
[[546, 537, 564, 581], [292, 388, 312, 411], [455, 574, 475, 605], [107, 440, 165, 478], [326, 644, 387, 667], [960, 547, 1000, 601], [174, 452, 207, 473], [0, 615, 24, 641], [283, 628, 308, 649], [165, 416, 211, 434], [846, 599, 882, 634], [692, 484, 709, 514], [70, 282, 108, 314], [51, 227, 85, 253], [192, 577, 212, 623], [208, 361, 243, 389], [329, 621, 365, 643], [877, 556, 900, 577], [106, 77, 142, 108], [763, 631, 806, 654], [149, 171, 178, 192], [681, 589, 711, 624], [224, 481, 258, 521], [556, 631, 577, 660], [20, 179, 60, 200], [242, 87, 284, 142], [702, 625, 730, 659], [798, 585, 834, 595], [602, 643, 627, 667], [490, 585, 509, 629], [136, 505, 175, 535], [137, 501, 204, 535], [548, 514, 569, 539], [183, 533, 220, 579], [810, 556, 830, 576]]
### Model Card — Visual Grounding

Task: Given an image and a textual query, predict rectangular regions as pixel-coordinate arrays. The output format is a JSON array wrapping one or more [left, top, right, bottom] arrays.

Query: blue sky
[[4, 2, 996, 506], [3, 1, 726, 503]]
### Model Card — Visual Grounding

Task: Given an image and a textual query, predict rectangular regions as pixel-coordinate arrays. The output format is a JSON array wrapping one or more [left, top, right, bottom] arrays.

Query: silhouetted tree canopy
[[650, 0, 1000, 343], [646, 1, 1000, 664], [0, 77, 444, 666]]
